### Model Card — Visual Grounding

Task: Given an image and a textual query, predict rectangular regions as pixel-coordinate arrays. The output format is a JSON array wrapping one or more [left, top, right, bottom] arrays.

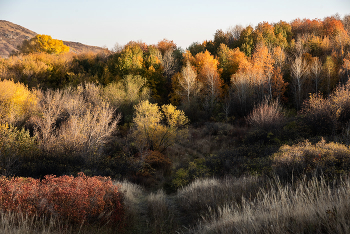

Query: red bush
[[0, 173, 124, 225]]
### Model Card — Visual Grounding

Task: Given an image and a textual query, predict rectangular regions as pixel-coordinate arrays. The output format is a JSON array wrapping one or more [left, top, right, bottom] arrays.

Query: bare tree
[[232, 72, 252, 114], [227, 25, 244, 41], [161, 49, 176, 83], [310, 57, 322, 93], [179, 61, 197, 103], [291, 56, 309, 109]]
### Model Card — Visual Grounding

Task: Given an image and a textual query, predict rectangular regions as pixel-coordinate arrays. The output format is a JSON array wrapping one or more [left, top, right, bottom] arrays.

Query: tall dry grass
[[175, 176, 264, 227], [0, 212, 68, 234], [190, 176, 350, 234]]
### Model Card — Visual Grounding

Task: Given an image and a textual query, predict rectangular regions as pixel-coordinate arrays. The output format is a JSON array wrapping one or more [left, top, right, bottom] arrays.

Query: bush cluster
[[0, 173, 124, 225]]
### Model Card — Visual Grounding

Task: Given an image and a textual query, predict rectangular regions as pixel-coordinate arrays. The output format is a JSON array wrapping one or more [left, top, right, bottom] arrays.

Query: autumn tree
[[252, 43, 274, 100], [0, 80, 37, 125], [310, 57, 322, 93], [194, 50, 222, 113], [273, 21, 293, 48], [291, 56, 309, 109], [322, 56, 337, 95], [270, 67, 288, 100], [156, 39, 177, 55], [231, 59, 255, 116], [254, 22, 277, 49], [103, 75, 150, 122], [132, 100, 189, 158], [239, 25, 254, 57], [18, 34, 69, 54], [341, 53, 350, 83], [117, 42, 144, 76], [178, 61, 198, 103], [272, 46, 286, 71], [217, 44, 248, 85]]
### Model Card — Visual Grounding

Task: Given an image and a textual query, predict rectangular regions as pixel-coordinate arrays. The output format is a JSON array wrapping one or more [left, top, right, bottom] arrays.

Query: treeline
[[0, 15, 349, 123], [1, 14, 350, 184]]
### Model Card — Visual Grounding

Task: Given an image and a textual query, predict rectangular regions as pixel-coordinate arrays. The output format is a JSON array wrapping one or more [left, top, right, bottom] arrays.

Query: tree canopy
[[18, 34, 70, 54]]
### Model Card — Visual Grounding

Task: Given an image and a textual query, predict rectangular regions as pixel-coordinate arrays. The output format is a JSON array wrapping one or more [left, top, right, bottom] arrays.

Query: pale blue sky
[[1, 0, 349, 50]]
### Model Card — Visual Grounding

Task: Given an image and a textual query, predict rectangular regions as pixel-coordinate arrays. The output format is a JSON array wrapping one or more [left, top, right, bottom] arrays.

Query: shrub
[[301, 93, 335, 135], [301, 80, 350, 135], [132, 100, 189, 155], [32, 85, 119, 161], [272, 138, 350, 179], [246, 99, 285, 131], [0, 80, 37, 125], [0, 173, 124, 225], [0, 124, 38, 176]]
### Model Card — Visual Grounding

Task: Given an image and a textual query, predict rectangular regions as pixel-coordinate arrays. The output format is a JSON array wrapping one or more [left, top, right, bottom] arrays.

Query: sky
[[1, 0, 349, 50]]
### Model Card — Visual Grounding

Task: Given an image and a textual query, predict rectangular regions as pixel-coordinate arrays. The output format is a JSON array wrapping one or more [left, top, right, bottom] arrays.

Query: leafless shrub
[[246, 99, 285, 131], [301, 80, 350, 135], [32, 84, 119, 159]]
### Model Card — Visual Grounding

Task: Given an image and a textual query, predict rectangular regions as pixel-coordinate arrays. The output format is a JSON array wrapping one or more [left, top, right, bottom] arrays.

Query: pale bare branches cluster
[[246, 99, 285, 131], [32, 83, 119, 159], [179, 61, 199, 104]]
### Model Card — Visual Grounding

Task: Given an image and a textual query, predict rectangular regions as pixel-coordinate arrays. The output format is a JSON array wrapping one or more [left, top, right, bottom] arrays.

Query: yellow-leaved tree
[[18, 34, 69, 54], [132, 100, 189, 159]]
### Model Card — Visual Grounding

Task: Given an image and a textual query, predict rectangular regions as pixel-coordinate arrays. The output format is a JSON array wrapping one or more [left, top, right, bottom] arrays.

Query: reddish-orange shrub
[[0, 173, 124, 225]]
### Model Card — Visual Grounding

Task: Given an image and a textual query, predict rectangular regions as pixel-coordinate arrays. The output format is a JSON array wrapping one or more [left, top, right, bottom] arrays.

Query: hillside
[[0, 20, 105, 57]]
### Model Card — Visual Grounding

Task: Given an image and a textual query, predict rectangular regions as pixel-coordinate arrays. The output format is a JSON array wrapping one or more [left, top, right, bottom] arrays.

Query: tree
[[231, 60, 255, 116], [132, 100, 189, 158], [161, 49, 177, 84], [291, 56, 309, 109], [239, 25, 254, 57], [272, 46, 286, 70], [310, 57, 322, 93], [18, 34, 69, 54], [217, 44, 248, 85], [194, 50, 222, 109], [0, 80, 37, 125], [227, 25, 244, 44], [157, 39, 177, 55], [252, 43, 274, 100], [341, 53, 350, 83], [322, 56, 336, 95], [179, 61, 198, 103], [103, 75, 150, 122], [117, 42, 144, 75]]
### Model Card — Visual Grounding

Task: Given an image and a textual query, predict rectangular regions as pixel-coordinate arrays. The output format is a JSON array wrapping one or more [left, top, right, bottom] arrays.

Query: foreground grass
[[2, 175, 350, 233]]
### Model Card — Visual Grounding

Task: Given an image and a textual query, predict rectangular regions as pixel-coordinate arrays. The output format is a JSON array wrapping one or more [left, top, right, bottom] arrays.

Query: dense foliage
[[1, 13, 350, 233]]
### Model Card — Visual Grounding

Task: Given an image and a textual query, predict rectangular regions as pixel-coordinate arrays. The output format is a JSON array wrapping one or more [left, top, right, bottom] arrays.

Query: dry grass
[[0, 212, 69, 234], [116, 180, 179, 233], [175, 176, 264, 227], [190, 176, 350, 234]]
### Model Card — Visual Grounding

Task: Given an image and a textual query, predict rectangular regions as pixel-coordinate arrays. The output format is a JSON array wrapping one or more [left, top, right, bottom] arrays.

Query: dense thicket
[[0, 14, 350, 188]]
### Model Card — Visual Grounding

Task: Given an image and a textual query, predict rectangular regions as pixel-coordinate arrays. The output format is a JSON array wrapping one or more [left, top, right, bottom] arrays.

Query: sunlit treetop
[[18, 34, 70, 55]]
